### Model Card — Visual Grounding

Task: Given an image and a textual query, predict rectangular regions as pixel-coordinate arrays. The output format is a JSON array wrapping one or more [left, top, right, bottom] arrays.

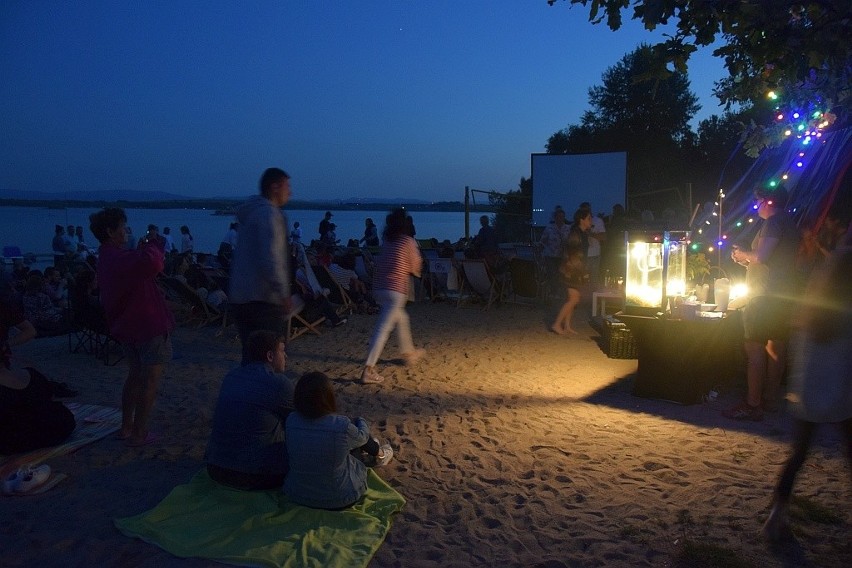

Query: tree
[[547, 45, 700, 201], [490, 177, 533, 243], [547, 0, 851, 155]]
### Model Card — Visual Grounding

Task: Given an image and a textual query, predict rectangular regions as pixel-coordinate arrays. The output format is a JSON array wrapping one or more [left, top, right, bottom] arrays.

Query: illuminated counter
[[618, 312, 745, 405]]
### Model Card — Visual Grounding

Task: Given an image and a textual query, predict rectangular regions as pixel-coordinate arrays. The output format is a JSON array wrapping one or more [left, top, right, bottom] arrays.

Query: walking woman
[[360, 208, 426, 384], [551, 208, 592, 335]]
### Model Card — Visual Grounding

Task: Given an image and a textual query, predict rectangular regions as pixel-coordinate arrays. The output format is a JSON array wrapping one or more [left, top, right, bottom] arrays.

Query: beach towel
[[0, 403, 120, 479], [115, 468, 406, 568]]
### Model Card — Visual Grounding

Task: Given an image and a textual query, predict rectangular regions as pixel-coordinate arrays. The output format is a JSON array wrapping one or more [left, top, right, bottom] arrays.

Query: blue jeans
[[365, 289, 413, 366]]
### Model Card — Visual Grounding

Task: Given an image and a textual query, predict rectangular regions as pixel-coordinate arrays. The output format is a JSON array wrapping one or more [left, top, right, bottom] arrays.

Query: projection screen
[[530, 152, 627, 227]]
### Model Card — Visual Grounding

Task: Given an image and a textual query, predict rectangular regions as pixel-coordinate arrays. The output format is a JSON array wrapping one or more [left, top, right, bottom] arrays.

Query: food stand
[[617, 230, 745, 404]]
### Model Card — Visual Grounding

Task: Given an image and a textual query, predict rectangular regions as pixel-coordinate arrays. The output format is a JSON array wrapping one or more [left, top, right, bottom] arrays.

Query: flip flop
[[125, 432, 158, 447]]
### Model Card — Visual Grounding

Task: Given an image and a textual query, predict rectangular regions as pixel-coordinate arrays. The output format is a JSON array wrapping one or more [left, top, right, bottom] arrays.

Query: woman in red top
[[360, 209, 426, 384], [90, 208, 173, 447]]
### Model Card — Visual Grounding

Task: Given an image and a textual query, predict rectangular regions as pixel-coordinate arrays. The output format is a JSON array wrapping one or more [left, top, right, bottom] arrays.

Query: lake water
[[0, 206, 471, 256]]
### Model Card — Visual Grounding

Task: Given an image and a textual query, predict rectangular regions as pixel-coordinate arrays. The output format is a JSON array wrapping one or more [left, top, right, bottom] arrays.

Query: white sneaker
[[3, 464, 51, 495], [375, 443, 394, 467]]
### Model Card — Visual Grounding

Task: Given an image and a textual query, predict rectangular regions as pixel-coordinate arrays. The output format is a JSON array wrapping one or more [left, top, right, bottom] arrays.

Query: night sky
[[1, 1, 727, 201]]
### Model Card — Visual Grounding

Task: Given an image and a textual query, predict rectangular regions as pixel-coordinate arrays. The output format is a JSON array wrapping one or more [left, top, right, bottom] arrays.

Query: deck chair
[[457, 259, 506, 310], [425, 258, 459, 301], [160, 277, 223, 328], [314, 265, 357, 315], [286, 295, 326, 341]]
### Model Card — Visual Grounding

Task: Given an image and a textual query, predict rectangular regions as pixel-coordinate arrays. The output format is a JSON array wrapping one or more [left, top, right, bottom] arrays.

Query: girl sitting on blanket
[[284, 372, 393, 509], [0, 366, 76, 454]]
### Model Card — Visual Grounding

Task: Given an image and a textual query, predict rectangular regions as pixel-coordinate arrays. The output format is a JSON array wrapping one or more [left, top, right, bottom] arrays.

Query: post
[[464, 186, 470, 240]]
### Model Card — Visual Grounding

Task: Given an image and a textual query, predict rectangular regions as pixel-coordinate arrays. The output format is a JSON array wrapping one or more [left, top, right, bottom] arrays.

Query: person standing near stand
[[580, 202, 606, 289], [229, 168, 293, 366], [725, 187, 800, 421]]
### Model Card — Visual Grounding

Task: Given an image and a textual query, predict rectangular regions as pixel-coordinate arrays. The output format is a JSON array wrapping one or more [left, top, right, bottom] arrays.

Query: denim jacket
[[284, 413, 370, 509]]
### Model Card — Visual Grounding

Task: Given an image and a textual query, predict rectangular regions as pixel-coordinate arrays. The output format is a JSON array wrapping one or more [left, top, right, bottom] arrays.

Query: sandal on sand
[[125, 432, 159, 447], [360, 366, 384, 384]]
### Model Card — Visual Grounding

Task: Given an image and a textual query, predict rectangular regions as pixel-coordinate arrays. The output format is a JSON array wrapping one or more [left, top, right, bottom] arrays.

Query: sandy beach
[[2, 297, 850, 567]]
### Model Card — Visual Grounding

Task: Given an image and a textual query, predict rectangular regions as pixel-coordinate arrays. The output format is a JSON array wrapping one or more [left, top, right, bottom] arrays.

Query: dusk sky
[[1, 1, 728, 202]]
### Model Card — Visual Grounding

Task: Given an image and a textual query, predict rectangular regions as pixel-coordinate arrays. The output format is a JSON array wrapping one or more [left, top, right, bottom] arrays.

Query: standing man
[[229, 168, 294, 365], [725, 187, 800, 421], [580, 202, 606, 289], [319, 211, 333, 241], [90, 207, 173, 447]]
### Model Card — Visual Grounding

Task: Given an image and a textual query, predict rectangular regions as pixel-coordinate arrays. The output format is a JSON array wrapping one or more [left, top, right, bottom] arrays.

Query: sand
[[2, 298, 850, 567]]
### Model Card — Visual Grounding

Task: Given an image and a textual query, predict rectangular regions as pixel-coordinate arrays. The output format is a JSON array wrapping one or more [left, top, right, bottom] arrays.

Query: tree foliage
[[547, 46, 701, 201], [547, 0, 851, 154]]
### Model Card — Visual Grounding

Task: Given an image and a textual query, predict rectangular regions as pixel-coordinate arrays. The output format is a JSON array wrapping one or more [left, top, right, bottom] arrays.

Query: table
[[592, 290, 624, 317], [618, 312, 745, 404]]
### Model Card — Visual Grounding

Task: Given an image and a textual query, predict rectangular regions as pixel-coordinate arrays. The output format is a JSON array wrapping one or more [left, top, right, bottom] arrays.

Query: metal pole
[[464, 186, 470, 240]]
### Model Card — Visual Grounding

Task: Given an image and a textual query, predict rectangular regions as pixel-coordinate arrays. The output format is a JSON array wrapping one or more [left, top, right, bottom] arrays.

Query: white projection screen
[[530, 152, 627, 227]]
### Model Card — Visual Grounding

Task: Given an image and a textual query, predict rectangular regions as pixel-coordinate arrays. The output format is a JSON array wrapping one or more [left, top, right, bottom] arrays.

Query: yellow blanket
[[115, 469, 405, 568]]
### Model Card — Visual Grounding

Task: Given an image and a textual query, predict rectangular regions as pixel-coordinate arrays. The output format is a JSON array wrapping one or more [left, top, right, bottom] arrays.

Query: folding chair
[[425, 258, 459, 301], [286, 295, 326, 341], [160, 277, 223, 328], [457, 259, 506, 310], [314, 265, 356, 315]]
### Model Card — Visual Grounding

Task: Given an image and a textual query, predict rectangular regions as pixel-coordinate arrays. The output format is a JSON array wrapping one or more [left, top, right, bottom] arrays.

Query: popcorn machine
[[623, 230, 689, 316]]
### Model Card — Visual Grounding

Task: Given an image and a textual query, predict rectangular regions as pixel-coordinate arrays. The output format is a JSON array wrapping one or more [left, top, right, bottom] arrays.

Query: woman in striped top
[[360, 209, 426, 384]]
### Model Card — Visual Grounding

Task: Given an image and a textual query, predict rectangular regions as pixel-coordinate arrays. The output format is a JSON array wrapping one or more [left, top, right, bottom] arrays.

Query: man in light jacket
[[229, 168, 294, 365]]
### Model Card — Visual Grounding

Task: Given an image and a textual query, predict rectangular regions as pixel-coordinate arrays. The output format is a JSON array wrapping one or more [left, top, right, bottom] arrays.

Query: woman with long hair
[[360, 208, 426, 384], [284, 371, 392, 509]]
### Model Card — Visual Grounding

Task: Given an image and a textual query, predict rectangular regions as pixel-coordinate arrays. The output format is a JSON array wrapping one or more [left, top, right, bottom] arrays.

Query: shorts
[[122, 333, 173, 366], [742, 296, 793, 342]]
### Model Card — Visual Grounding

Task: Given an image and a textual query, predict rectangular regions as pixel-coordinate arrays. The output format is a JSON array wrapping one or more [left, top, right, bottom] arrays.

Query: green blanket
[[115, 469, 405, 568]]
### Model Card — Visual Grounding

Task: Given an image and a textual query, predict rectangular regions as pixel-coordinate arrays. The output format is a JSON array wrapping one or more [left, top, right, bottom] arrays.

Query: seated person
[[284, 372, 393, 509], [205, 331, 295, 490], [21, 273, 68, 336], [0, 365, 76, 454], [42, 266, 67, 307], [294, 268, 347, 327], [329, 253, 378, 310], [184, 261, 228, 310]]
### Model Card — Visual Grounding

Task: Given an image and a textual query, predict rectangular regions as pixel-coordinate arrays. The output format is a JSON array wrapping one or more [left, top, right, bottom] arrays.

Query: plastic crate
[[604, 319, 638, 359]]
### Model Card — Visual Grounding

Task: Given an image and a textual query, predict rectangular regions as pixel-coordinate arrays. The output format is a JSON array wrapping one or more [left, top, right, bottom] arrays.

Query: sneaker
[[360, 366, 384, 384], [3, 464, 51, 495], [375, 443, 394, 467], [402, 348, 426, 367], [723, 401, 764, 421]]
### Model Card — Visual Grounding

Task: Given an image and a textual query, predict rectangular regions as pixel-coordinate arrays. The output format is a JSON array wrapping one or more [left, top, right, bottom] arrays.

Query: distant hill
[[0, 189, 433, 205], [0, 188, 204, 202]]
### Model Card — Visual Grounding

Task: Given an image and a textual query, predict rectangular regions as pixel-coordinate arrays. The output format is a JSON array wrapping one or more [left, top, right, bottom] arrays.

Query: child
[[290, 221, 302, 246], [284, 372, 392, 509]]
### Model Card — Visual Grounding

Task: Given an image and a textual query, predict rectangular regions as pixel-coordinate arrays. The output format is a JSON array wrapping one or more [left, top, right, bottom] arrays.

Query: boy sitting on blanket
[[205, 331, 296, 490]]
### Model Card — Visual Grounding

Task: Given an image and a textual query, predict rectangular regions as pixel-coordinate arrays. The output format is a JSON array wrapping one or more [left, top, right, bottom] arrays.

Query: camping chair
[[286, 295, 326, 341], [314, 265, 357, 316], [456, 259, 506, 310], [67, 293, 124, 366], [160, 277, 223, 328]]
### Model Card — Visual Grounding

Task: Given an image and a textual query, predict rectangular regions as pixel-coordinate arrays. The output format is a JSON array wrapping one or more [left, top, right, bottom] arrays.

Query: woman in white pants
[[361, 208, 426, 384]]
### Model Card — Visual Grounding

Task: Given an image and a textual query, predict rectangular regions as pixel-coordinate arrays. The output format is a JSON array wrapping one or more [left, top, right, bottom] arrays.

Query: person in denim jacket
[[284, 372, 392, 510]]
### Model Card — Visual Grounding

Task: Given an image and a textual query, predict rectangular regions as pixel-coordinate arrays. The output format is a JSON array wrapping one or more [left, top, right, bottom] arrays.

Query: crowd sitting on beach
[[4, 167, 849, 549]]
